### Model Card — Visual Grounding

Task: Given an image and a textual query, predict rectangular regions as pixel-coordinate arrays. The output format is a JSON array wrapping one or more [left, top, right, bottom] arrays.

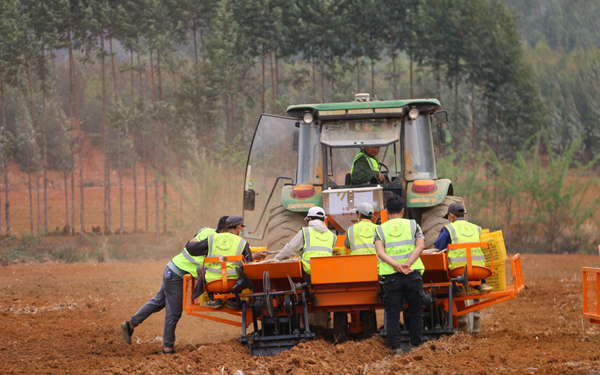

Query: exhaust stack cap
[[355, 93, 370, 102]]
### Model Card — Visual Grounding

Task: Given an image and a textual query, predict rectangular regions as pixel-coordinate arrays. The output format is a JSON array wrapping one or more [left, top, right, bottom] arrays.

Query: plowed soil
[[2, 253, 600, 374]]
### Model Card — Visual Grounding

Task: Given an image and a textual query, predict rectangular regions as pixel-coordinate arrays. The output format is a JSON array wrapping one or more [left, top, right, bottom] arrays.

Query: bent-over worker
[[120, 215, 235, 354]]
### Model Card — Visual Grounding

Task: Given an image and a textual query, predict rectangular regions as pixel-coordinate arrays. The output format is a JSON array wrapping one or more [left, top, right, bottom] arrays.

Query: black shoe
[[121, 321, 134, 345], [162, 348, 175, 355]]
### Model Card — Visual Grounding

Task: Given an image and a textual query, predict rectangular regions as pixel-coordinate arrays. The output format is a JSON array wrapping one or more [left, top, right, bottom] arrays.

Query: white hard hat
[[306, 206, 326, 220], [356, 202, 374, 216]]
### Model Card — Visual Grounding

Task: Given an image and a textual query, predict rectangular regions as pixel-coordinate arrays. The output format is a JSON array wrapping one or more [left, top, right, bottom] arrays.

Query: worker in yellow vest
[[185, 215, 267, 309], [433, 202, 492, 294], [351, 147, 385, 184], [274, 206, 336, 279], [120, 216, 230, 355], [375, 195, 425, 354], [344, 202, 377, 255]]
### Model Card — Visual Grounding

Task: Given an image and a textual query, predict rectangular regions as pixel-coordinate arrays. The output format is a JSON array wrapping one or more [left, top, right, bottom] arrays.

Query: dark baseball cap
[[226, 215, 245, 227], [444, 202, 466, 219]]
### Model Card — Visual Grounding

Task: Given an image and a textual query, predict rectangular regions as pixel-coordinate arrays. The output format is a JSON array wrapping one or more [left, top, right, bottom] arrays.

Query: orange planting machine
[[583, 266, 600, 324], [182, 228, 525, 356]]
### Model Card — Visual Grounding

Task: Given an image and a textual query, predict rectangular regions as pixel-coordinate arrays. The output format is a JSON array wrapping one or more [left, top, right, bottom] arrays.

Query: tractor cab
[[243, 94, 454, 249]]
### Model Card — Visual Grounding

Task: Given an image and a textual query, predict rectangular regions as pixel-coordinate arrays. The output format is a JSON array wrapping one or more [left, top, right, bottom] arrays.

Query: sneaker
[[474, 283, 493, 294], [225, 299, 238, 310], [203, 299, 224, 309], [121, 321, 134, 345], [162, 348, 175, 355]]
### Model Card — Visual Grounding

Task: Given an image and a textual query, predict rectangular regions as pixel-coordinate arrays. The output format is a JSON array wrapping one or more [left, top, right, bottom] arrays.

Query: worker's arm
[[185, 238, 209, 257], [273, 230, 304, 261], [375, 239, 402, 271], [351, 156, 379, 184], [433, 226, 451, 252], [344, 234, 350, 249]]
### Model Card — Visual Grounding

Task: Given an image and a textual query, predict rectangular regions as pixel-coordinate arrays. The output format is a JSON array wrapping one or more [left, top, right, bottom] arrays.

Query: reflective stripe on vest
[[300, 227, 335, 274], [376, 218, 424, 276], [204, 233, 246, 283], [171, 247, 205, 278], [445, 221, 485, 269], [350, 152, 380, 174], [348, 220, 377, 255]]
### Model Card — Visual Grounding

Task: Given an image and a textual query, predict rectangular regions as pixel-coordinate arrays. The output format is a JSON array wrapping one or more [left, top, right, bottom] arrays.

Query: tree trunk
[[69, 31, 83, 237], [275, 50, 279, 98], [25, 60, 41, 235], [356, 57, 360, 93], [435, 61, 440, 100], [18, 88, 34, 233], [269, 51, 275, 107], [320, 60, 325, 103], [371, 59, 375, 99], [149, 48, 159, 238], [0, 63, 9, 236], [157, 49, 167, 235], [137, 51, 148, 233], [410, 50, 413, 99], [261, 49, 265, 113], [131, 50, 137, 234], [109, 35, 123, 239], [64, 171, 69, 233], [101, 34, 110, 234], [312, 57, 316, 103], [391, 31, 397, 100], [471, 82, 476, 155], [42, 67, 48, 234]]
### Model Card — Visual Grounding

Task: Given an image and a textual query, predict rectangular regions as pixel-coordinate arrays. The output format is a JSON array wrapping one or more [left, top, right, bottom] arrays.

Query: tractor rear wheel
[[333, 312, 348, 344], [420, 196, 465, 249], [360, 310, 377, 339], [266, 204, 306, 251]]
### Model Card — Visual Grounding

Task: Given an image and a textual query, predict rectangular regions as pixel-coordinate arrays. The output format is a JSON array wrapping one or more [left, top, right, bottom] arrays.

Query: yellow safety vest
[[376, 218, 424, 276], [195, 227, 216, 241], [347, 220, 377, 255], [204, 233, 246, 284], [445, 220, 484, 270], [300, 227, 335, 274], [171, 227, 215, 278], [350, 151, 380, 175]]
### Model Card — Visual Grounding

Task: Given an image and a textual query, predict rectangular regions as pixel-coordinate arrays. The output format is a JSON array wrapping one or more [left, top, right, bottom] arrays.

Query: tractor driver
[[351, 147, 385, 185]]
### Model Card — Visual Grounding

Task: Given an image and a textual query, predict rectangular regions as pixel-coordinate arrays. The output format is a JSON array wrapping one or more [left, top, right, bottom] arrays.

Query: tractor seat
[[448, 265, 492, 279], [203, 255, 245, 294], [446, 242, 493, 280]]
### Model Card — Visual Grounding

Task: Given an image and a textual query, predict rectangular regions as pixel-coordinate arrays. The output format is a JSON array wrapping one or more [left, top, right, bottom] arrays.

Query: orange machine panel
[[311, 254, 378, 285], [243, 260, 303, 292], [421, 252, 451, 284]]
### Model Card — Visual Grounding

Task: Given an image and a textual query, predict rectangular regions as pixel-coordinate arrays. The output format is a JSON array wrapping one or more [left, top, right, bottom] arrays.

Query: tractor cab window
[[404, 116, 437, 180], [326, 144, 398, 187], [320, 118, 400, 147]]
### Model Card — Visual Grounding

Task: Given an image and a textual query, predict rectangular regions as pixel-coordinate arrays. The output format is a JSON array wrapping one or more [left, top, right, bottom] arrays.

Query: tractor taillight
[[291, 184, 315, 198], [412, 180, 436, 193]]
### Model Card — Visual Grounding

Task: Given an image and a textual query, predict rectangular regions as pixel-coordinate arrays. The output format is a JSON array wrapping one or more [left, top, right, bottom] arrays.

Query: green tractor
[[242, 93, 463, 250]]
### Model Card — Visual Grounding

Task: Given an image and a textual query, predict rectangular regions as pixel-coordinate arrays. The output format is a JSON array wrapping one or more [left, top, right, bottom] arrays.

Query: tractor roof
[[286, 98, 441, 119]]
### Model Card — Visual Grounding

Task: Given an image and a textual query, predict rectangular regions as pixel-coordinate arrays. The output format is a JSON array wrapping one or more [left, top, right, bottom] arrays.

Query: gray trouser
[[130, 266, 184, 348]]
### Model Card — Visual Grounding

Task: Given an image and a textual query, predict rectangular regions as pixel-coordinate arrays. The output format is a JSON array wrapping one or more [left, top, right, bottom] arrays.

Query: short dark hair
[[386, 195, 405, 215], [452, 212, 465, 218], [217, 216, 229, 233]]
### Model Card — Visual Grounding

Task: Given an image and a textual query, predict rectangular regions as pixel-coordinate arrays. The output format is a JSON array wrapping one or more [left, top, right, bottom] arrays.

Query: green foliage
[[438, 135, 600, 254]]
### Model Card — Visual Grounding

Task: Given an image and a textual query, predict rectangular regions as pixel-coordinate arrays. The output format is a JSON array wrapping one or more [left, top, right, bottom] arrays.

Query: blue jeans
[[130, 266, 184, 349]]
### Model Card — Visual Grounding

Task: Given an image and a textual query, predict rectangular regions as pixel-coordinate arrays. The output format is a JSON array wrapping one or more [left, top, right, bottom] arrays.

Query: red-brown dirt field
[[2, 253, 600, 375]]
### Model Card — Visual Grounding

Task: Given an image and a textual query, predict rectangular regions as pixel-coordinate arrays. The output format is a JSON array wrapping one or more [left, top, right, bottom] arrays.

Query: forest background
[[0, 0, 599, 262]]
